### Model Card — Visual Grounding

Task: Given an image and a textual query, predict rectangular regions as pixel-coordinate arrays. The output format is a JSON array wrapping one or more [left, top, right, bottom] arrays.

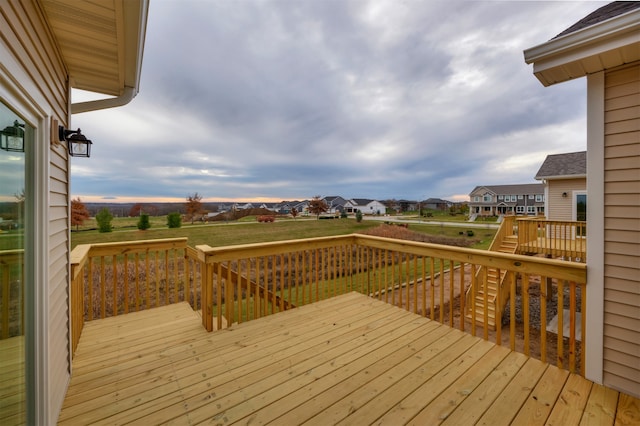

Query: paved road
[[363, 216, 500, 229]]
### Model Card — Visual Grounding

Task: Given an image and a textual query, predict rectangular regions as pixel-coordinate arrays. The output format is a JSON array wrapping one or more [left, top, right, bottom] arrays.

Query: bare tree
[[308, 195, 328, 219], [290, 207, 298, 220]]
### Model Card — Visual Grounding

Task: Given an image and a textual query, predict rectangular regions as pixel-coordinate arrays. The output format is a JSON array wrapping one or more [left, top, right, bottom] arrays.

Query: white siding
[[1, 0, 70, 423], [603, 63, 640, 397]]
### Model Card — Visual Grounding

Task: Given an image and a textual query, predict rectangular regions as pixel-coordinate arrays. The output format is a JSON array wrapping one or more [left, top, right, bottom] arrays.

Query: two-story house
[[469, 184, 545, 217]]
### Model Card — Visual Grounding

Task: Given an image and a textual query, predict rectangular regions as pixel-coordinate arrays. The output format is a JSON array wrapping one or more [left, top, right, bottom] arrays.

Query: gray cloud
[[71, 0, 604, 202]]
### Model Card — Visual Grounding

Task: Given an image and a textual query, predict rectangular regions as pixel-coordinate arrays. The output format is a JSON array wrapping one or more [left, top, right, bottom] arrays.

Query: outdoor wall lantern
[[59, 126, 92, 157], [0, 120, 25, 152], [562, 192, 568, 198]]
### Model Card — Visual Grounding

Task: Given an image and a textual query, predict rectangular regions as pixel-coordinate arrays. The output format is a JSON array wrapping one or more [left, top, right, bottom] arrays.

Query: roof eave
[[535, 174, 587, 181], [523, 9, 640, 87]]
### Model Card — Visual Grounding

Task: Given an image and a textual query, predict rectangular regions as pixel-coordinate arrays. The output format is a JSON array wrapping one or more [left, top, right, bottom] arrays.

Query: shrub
[[137, 214, 151, 230], [96, 208, 113, 233], [466, 230, 475, 237], [257, 215, 275, 223], [167, 212, 182, 228], [355, 210, 363, 223], [340, 211, 348, 219]]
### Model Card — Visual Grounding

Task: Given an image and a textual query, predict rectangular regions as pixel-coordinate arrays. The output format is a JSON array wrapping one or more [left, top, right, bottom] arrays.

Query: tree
[[129, 203, 144, 217], [185, 193, 203, 224], [96, 208, 113, 233], [355, 210, 363, 223], [290, 207, 298, 220], [71, 197, 90, 230], [137, 213, 151, 230], [308, 195, 328, 219], [167, 212, 182, 228]]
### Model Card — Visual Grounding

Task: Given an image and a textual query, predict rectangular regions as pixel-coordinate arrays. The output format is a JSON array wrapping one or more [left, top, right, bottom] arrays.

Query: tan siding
[[546, 178, 586, 221], [603, 63, 640, 396], [2, 1, 71, 422], [1, 1, 67, 121]]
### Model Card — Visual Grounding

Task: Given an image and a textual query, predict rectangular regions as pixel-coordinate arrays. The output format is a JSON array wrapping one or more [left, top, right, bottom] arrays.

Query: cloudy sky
[[71, 0, 606, 203]]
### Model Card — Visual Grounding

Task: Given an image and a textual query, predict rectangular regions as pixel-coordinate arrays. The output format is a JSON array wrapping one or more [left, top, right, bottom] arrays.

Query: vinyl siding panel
[[1, 1, 71, 423], [603, 63, 640, 397], [546, 178, 586, 221]]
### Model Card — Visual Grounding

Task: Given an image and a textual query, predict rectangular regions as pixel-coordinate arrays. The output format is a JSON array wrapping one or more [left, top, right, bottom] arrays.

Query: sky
[[71, 0, 607, 204]]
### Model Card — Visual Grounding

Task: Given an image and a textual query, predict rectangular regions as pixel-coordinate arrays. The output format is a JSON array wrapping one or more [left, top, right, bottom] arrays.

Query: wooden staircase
[[465, 234, 518, 330]]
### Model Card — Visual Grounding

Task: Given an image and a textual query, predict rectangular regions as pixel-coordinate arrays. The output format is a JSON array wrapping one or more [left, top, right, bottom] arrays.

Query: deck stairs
[[465, 234, 518, 330]]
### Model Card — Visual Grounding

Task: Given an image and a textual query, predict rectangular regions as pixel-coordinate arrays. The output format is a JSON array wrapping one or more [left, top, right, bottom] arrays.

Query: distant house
[[469, 184, 544, 217], [322, 196, 348, 213], [344, 199, 386, 215], [234, 202, 254, 210], [535, 151, 586, 221], [258, 202, 279, 212], [524, 1, 640, 397], [422, 198, 452, 211]]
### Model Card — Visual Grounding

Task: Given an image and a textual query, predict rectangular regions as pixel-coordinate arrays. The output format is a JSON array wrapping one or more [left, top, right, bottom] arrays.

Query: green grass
[[71, 216, 496, 251], [71, 218, 380, 249]]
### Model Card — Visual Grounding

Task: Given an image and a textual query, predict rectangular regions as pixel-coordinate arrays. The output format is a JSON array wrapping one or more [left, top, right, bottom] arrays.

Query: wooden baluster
[[482, 266, 489, 339], [459, 261, 465, 331], [100, 256, 106, 318], [88, 258, 94, 321], [124, 254, 129, 314], [557, 279, 564, 369], [569, 280, 577, 373], [495, 268, 501, 346], [540, 275, 548, 363], [164, 249, 169, 306], [509, 271, 516, 351], [449, 260, 455, 327], [581, 282, 586, 376], [413, 256, 419, 314], [430, 258, 435, 321], [523, 274, 530, 356]]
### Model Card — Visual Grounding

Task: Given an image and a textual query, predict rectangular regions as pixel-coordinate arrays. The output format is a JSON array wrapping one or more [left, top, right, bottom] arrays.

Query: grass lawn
[[71, 216, 496, 250]]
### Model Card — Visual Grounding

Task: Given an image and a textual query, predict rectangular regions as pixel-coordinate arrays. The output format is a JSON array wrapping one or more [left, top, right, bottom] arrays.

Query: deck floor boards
[[59, 293, 640, 425]]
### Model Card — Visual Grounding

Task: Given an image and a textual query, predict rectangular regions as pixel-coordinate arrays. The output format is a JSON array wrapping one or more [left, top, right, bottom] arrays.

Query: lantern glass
[[0, 121, 25, 152], [68, 138, 92, 157]]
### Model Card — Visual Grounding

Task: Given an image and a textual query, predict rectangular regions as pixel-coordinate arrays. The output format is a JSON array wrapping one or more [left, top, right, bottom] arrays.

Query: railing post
[[202, 262, 214, 331]]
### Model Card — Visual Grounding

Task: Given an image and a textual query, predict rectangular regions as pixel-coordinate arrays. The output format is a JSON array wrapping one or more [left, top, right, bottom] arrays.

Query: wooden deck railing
[[0, 249, 23, 340], [516, 218, 586, 261], [67, 233, 588, 373], [197, 233, 587, 374], [69, 238, 203, 356]]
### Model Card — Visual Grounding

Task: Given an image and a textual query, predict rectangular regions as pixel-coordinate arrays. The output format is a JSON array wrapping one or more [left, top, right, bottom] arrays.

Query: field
[[70, 216, 496, 250]]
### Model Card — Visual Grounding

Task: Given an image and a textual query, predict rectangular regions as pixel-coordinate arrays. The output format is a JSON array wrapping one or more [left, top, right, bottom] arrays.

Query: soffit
[[524, 8, 640, 87], [40, 0, 147, 97]]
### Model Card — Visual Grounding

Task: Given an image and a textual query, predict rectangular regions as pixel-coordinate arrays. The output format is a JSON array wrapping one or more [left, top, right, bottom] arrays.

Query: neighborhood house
[[468, 183, 545, 217]]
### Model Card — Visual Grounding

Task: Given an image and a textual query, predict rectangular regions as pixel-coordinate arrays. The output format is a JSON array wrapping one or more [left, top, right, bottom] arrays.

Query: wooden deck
[[518, 237, 586, 260], [59, 293, 639, 425]]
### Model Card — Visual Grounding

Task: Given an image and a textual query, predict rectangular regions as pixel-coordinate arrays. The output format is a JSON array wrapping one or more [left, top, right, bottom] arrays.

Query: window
[[510, 195, 517, 202], [527, 206, 536, 214], [497, 195, 503, 200], [516, 206, 525, 213], [528, 195, 534, 199], [483, 194, 492, 202], [518, 195, 523, 200], [0, 100, 32, 424], [535, 194, 543, 202], [474, 196, 480, 202]]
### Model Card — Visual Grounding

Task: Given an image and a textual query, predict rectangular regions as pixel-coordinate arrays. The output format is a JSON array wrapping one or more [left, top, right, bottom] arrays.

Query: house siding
[[547, 178, 586, 221], [1, 0, 71, 423], [603, 63, 640, 396]]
